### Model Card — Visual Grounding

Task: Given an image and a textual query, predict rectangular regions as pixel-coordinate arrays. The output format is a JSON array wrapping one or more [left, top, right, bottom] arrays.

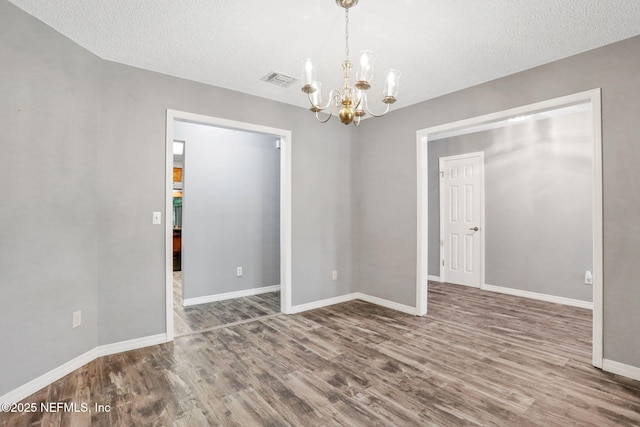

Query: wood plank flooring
[[3, 282, 640, 426], [173, 272, 281, 336]]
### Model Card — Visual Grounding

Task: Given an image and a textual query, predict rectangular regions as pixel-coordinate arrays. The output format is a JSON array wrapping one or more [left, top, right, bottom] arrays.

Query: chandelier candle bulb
[[309, 81, 323, 112], [301, 58, 317, 93], [383, 69, 401, 103], [356, 50, 376, 89]]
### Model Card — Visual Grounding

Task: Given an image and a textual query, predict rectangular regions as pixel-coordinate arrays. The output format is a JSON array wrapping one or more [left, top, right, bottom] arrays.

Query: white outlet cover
[[585, 271, 593, 285]]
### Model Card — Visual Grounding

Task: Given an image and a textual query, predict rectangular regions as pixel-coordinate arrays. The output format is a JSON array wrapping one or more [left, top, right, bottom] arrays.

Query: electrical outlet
[[72, 311, 82, 328], [585, 271, 593, 285], [332, 270, 338, 281], [237, 266, 243, 277]]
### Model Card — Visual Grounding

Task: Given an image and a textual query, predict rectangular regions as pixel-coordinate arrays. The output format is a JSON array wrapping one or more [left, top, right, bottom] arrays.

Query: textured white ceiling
[[8, 0, 640, 111]]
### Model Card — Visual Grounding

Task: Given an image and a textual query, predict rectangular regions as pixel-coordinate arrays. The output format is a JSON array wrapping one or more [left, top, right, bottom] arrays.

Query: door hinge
[[439, 170, 444, 178], [442, 259, 444, 266]]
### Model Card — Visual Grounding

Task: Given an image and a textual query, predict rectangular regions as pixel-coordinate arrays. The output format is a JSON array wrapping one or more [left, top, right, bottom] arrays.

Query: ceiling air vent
[[261, 71, 298, 88]]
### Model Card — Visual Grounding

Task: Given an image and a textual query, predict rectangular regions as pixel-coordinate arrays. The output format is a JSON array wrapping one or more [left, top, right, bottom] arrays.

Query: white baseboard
[[0, 333, 168, 405], [482, 283, 593, 310], [355, 293, 417, 315], [288, 293, 358, 314], [2, 289, 418, 404], [183, 284, 281, 307], [97, 333, 167, 358], [289, 292, 417, 316], [603, 359, 640, 381], [0, 348, 97, 406], [428, 275, 441, 282]]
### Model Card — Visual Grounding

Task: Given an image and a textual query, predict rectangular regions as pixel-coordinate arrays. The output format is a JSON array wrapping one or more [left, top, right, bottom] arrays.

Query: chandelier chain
[[344, 8, 350, 59]]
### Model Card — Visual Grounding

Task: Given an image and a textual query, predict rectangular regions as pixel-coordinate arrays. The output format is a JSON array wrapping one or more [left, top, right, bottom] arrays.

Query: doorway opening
[[165, 110, 292, 342], [417, 89, 603, 368]]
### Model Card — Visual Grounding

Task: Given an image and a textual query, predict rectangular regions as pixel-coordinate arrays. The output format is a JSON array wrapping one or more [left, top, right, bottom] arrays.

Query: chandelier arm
[[354, 93, 363, 110], [363, 95, 392, 117], [315, 110, 333, 123], [307, 88, 343, 111]]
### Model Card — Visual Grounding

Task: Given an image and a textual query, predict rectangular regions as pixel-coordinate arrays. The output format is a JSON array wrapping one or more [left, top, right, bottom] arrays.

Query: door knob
[[469, 227, 479, 231]]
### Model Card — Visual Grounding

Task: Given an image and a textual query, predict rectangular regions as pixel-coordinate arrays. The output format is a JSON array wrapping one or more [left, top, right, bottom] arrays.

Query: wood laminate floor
[[3, 282, 640, 426], [173, 272, 281, 336]]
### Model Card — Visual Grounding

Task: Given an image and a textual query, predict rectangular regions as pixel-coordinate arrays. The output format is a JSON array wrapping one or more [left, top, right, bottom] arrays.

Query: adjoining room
[[171, 120, 282, 337]]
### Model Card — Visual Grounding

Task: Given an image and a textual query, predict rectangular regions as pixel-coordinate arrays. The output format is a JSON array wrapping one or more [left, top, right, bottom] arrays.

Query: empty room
[[2, 0, 640, 425]]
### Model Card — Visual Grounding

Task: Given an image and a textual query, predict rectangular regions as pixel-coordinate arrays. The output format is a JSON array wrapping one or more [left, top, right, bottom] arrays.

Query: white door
[[440, 152, 483, 287]]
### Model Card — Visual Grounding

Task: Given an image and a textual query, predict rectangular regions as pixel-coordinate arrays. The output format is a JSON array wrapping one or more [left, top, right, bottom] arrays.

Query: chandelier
[[301, 0, 400, 126]]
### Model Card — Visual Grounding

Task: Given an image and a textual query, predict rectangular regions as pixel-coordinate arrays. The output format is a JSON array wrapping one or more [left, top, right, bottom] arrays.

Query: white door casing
[[165, 109, 293, 342], [417, 89, 602, 369], [440, 152, 484, 287]]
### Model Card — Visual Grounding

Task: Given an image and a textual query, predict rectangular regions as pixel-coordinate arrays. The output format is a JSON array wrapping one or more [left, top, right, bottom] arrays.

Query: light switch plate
[[152, 211, 162, 225], [73, 311, 81, 328]]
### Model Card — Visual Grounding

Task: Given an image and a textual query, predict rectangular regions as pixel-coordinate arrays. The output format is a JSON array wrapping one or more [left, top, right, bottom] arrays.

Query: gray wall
[[1, 0, 353, 396], [428, 111, 593, 301], [0, 2, 100, 394], [356, 35, 640, 367], [174, 121, 280, 299]]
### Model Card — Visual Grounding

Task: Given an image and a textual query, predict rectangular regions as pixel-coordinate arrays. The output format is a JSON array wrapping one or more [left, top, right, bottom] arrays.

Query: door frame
[[439, 152, 485, 288], [165, 109, 293, 342], [416, 89, 603, 368]]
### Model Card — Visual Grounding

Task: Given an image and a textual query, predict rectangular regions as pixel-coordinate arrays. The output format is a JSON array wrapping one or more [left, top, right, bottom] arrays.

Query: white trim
[[428, 275, 441, 282], [96, 333, 167, 358], [0, 334, 167, 404], [591, 90, 604, 369], [0, 349, 97, 405], [482, 283, 593, 310], [418, 90, 600, 137], [280, 135, 293, 315], [355, 293, 418, 315], [602, 359, 640, 382], [183, 285, 281, 307], [416, 89, 603, 368], [416, 135, 429, 316], [0, 287, 421, 404], [428, 103, 593, 141], [288, 293, 359, 314], [165, 109, 293, 335], [165, 115, 175, 341], [288, 292, 418, 316], [438, 157, 444, 281]]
